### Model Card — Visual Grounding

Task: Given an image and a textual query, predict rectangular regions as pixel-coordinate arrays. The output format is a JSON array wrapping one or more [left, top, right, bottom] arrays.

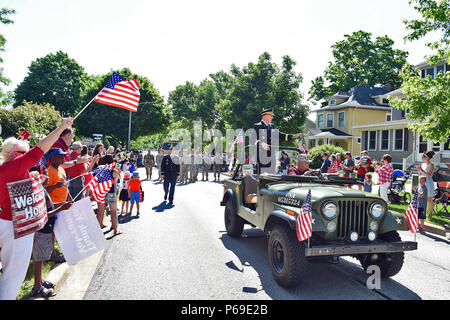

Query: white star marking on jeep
[[396, 217, 402, 224]]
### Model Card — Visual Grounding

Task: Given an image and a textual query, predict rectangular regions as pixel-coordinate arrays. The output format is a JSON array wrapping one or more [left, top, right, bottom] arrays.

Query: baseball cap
[[297, 154, 310, 163], [132, 171, 139, 177], [46, 148, 68, 159]]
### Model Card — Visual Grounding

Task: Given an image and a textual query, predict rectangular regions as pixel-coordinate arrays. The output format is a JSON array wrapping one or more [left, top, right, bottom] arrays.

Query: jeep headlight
[[322, 202, 337, 220], [370, 202, 384, 219]]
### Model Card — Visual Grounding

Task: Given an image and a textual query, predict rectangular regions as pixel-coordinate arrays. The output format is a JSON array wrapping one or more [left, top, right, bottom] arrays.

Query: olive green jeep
[[220, 147, 417, 288]]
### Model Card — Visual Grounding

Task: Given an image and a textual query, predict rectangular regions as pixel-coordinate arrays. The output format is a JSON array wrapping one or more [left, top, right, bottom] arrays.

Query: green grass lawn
[[389, 202, 450, 227]]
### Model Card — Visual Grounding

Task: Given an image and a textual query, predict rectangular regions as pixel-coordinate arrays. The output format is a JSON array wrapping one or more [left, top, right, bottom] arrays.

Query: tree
[[217, 52, 309, 136], [390, 0, 450, 142], [0, 102, 62, 146], [75, 68, 169, 147], [14, 51, 89, 116], [308, 31, 409, 106], [0, 7, 15, 106]]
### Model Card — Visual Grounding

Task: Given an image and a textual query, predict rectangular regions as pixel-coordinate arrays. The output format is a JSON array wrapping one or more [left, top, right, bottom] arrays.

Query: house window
[[394, 129, 403, 151], [421, 69, 426, 78], [317, 114, 324, 129], [326, 113, 334, 128], [356, 138, 361, 145], [381, 130, 389, 150], [329, 99, 336, 106], [426, 67, 435, 79], [444, 137, 450, 151], [338, 112, 345, 128], [437, 65, 445, 75], [369, 131, 377, 151], [386, 114, 391, 122], [382, 98, 389, 105]]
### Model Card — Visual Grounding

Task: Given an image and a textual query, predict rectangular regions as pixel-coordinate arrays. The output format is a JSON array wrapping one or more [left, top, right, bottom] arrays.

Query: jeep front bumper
[[305, 241, 417, 257]]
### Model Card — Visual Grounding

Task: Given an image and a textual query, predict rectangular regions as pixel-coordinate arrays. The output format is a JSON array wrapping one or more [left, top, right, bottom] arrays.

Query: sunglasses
[[15, 150, 27, 154]]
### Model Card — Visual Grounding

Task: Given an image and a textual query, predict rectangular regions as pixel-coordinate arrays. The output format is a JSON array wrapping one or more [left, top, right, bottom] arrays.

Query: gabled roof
[[308, 128, 352, 137], [318, 86, 391, 111]]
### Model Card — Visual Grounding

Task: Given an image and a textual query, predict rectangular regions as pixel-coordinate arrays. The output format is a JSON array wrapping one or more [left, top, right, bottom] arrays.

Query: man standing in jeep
[[253, 108, 302, 174]]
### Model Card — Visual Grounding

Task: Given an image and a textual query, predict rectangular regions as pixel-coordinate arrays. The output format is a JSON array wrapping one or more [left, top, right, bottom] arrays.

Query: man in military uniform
[[179, 150, 189, 184], [143, 149, 155, 180], [189, 151, 196, 183], [156, 149, 164, 182], [253, 108, 302, 174], [213, 152, 222, 181], [201, 152, 211, 181], [160, 147, 180, 205]]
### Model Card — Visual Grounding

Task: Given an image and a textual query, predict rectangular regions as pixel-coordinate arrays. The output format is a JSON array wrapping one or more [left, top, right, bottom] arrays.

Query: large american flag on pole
[[296, 189, 312, 242], [94, 72, 140, 112], [86, 164, 115, 205], [405, 191, 419, 233]]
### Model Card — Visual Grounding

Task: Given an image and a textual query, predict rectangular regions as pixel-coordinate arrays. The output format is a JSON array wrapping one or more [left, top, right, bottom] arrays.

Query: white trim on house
[[352, 119, 417, 129]]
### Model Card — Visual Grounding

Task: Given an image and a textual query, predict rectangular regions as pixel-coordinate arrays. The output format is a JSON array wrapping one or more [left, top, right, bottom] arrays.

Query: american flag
[[233, 129, 244, 146], [86, 164, 115, 205], [296, 189, 312, 242], [300, 134, 307, 154], [405, 191, 419, 233], [94, 72, 140, 112]]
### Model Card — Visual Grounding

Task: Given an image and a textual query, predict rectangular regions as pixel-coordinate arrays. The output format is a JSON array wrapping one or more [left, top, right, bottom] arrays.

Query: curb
[[27, 262, 69, 300], [424, 222, 447, 237]]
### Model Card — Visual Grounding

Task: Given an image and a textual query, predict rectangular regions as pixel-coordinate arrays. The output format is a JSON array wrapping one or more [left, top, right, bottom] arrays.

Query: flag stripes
[[93, 73, 140, 112], [405, 191, 419, 233], [296, 189, 312, 242]]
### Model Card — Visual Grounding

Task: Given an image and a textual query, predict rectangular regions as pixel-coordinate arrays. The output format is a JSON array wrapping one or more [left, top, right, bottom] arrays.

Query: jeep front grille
[[336, 200, 370, 240]]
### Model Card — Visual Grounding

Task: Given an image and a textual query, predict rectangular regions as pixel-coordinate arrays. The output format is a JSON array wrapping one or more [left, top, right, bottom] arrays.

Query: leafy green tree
[[14, 51, 89, 116], [0, 101, 62, 146], [75, 68, 169, 147], [307, 144, 346, 169], [308, 31, 409, 106], [0, 7, 15, 106], [403, 0, 449, 63], [390, 0, 450, 142], [217, 52, 308, 136]]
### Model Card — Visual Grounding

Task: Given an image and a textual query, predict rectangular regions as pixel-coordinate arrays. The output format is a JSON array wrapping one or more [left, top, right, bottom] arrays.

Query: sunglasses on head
[[15, 150, 27, 154]]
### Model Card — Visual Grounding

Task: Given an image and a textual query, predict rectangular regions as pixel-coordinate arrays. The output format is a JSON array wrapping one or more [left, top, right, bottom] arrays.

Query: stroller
[[387, 169, 411, 204]]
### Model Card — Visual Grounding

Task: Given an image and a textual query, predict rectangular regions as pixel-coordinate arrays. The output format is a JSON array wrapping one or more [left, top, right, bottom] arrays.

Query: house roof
[[316, 86, 392, 111], [352, 119, 418, 129], [414, 55, 448, 69], [308, 128, 353, 137]]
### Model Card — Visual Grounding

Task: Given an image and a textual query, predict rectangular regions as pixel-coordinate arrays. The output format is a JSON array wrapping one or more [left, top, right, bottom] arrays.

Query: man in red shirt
[[287, 154, 313, 176]]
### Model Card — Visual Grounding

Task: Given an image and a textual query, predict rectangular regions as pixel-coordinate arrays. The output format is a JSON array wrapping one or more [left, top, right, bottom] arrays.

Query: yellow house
[[309, 86, 392, 156]]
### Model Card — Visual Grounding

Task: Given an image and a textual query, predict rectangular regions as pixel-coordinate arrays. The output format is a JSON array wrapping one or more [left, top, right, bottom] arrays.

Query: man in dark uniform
[[253, 108, 302, 174], [160, 147, 180, 205]]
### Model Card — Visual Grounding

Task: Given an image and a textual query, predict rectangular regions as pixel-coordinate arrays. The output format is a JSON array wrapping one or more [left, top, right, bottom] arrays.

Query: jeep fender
[[220, 189, 237, 213], [264, 210, 325, 233], [379, 211, 408, 234]]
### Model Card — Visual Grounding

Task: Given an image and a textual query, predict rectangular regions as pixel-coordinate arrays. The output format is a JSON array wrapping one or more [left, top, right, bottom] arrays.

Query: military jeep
[[220, 147, 417, 288]]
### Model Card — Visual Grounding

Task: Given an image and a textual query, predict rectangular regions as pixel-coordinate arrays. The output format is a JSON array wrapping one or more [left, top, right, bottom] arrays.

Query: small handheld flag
[[405, 191, 419, 233], [18, 129, 31, 141], [296, 190, 312, 242], [86, 164, 115, 205], [300, 134, 307, 154]]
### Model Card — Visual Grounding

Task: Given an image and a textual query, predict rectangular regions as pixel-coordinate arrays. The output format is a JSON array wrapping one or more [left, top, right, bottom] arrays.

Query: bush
[[308, 144, 346, 169]]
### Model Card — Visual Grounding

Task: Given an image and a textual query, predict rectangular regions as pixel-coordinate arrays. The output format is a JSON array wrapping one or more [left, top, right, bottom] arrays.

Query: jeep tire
[[224, 200, 244, 237], [267, 223, 308, 288], [358, 231, 405, 278]]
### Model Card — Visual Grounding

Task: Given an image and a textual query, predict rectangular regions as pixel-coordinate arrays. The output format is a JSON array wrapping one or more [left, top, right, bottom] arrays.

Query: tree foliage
[[0, 7, 15, 106], [75, 68, 169, 146], [308, 31, 409, 106], [14, 51, 89, 116], [391, 0, 450, 142], [307, 144, 346, 169], [0, 102, 62, 146]]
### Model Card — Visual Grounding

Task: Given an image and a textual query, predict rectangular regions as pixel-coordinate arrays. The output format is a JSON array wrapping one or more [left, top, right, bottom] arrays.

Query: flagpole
[[73, 97, 96, 120], [127, 110, 131, 151]]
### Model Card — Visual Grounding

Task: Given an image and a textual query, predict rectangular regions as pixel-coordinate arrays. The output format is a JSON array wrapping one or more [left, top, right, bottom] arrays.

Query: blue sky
[[0, 0, 440, 116]]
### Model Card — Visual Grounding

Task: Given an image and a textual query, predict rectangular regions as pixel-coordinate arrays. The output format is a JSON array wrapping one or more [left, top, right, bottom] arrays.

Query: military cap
[[261, 108, 274, 116]]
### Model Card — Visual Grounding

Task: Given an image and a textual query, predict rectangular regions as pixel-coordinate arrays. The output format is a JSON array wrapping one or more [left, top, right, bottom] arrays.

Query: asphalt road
[[73, 167, 449, 300]]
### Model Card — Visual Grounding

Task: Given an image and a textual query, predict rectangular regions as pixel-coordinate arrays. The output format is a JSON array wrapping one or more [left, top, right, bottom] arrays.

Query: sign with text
[[54, 198, 106, 265], [7, 176, 48, 239]]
